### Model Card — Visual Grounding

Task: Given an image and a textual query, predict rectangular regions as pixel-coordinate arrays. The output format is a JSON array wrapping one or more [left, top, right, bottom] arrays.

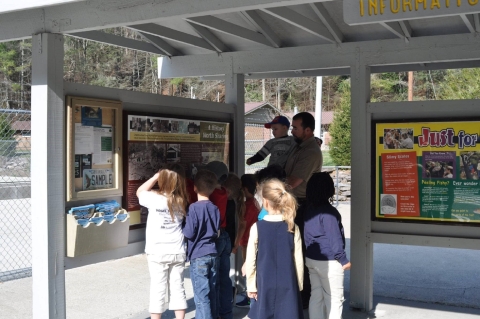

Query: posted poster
[[376, 121, 480, 223], [83, 168, 113, 190], [125, 114, 230, 224]]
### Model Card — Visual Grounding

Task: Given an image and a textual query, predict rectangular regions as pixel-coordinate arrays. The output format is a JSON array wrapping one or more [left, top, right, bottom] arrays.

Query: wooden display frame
[[66, 96, 123, 202]]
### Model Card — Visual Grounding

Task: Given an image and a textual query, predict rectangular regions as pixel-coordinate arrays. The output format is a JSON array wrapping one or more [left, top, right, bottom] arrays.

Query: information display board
[[66, 96, 123, 202], [375, 120, 480, 224], [124, 112, 231, 225]]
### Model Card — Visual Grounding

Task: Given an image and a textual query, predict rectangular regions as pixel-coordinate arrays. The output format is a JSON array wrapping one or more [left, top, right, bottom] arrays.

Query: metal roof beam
[[309, 3, 343, 43], [186, 16, 274, 47], [199, 68, 349, 80], [0, 0, 323, 42], [475, 14, 480, 33], [187, 22, 230, 53], [68, 31, 164, 55], [399, 21, 412, 38], [159, 33, 480, 78], [262, 6, 335, 43], [460, 14, 476, 33], [128, 24, 216, 51], [136, 32, 180, 57], [241, 10, 283, 48], [380, 22, 406, 39], [371, 60, 480, 73]]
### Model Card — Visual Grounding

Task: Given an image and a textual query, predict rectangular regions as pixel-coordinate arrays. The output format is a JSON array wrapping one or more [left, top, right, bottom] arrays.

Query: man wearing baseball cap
[[246, 115, 296, 168]]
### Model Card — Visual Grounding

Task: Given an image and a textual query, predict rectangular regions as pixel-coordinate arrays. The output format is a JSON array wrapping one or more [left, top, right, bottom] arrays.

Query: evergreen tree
[[329, 80, 351, 166]]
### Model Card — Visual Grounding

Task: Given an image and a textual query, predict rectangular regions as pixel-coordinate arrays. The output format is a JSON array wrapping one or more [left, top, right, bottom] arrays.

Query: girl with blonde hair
[[245, 178, 304, 319], [136, 163, 189, 319]]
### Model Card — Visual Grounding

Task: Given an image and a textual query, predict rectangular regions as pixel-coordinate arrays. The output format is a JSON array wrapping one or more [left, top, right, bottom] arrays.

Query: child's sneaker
[[235, 297, 250, 308]]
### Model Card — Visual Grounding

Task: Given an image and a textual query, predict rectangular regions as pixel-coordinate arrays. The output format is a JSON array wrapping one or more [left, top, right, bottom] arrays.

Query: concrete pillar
[[349, 55, 374, 311], [31, 33, 66, 319], [225, 72, 245, 177]]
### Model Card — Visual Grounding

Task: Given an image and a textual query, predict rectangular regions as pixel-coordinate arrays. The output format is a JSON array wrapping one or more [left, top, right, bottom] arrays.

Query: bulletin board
[[374, 120, 480, 225], [123, 111, 231, 225], [66, 96, 123, 202]]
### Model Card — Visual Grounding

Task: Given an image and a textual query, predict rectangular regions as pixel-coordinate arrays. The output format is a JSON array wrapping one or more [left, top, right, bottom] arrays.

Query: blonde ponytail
[[260, 179, 297, 233]]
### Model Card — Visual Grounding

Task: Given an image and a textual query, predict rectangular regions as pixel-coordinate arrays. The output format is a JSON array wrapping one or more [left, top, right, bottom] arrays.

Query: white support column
[[225, 72, 245, 177], [349, 55, 374, 311], [31, 33, 66, 319]]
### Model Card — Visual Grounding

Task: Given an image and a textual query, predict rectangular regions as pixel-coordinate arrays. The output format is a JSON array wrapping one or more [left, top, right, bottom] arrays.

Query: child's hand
[[232, 245, 238, 254], [342, 262, 351, 270], [247, 291, 257, 300], [241, 262, 246, 276], [246, 159, 252, 165]]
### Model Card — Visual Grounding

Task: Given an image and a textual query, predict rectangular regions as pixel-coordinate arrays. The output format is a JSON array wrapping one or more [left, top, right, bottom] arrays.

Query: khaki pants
[[306, 258, 345, 319], [147, 253, 187, 314]]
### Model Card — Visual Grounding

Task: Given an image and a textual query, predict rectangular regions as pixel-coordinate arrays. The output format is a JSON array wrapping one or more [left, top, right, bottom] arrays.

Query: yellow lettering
[[415, 0, 427, 10], [457, 0, 462, 6], [369, 0, 379, 15], [403, 0, 413, 11], [469, 0, 479, 5], [445, 0, 450, 7], [360, 0, 365, 16], [431, 0, 441, 8], [391, 0, 401, 12], [380, 0, 386, 13]]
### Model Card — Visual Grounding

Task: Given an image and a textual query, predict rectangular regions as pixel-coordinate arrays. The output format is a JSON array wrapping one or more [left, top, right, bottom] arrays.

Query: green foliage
[[329, 80, 351, 166], [438, 68, 480, 100], [322, 150, 335, 167], [0, 43, 18, 77], [0, 114, 15, 140], [170, 78, 184, 86]]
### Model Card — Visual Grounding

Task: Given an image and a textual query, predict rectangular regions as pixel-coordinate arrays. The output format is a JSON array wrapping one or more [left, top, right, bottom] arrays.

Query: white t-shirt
[[139, 191, 186, 255]]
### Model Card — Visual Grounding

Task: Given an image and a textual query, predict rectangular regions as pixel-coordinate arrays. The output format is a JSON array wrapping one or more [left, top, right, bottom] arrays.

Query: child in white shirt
[[136, 163, 190, 319]]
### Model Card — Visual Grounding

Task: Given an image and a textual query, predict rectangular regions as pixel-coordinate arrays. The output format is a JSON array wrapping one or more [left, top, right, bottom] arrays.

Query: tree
[[438, 68, 480, 100], [329, 80, 351, 166], [0, 114, 14, 139]]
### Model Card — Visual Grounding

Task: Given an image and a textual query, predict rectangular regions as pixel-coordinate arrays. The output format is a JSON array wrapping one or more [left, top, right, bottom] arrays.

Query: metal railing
[[323, 166, 351, 206], [0, 109, 32, 282]]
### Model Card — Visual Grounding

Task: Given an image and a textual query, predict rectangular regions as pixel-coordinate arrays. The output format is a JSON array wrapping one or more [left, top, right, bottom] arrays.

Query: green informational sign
[[101, 136, 112, 151], [200, 122, 228, 142], [375, 121, 480, 224]]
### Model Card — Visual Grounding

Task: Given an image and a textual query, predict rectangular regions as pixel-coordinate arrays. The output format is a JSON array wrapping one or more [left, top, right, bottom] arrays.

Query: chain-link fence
[[245, 123, 271, 174], [0, 109, 32, 282]]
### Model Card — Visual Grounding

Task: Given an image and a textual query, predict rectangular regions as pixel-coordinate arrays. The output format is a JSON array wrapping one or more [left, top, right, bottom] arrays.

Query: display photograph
[[124, 113, 231, 225]]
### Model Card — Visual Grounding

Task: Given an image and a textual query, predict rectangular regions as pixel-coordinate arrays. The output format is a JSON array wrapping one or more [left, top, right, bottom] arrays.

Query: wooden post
[[408, 71, 414, 101]]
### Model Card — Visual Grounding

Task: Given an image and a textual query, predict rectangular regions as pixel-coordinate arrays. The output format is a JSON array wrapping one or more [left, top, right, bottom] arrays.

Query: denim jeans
[[190, 253, 217, 319], [215, 230, 233, 319]]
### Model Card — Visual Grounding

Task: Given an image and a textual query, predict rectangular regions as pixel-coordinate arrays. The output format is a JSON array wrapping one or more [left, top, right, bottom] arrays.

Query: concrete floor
[[1, 203, 480, 318]]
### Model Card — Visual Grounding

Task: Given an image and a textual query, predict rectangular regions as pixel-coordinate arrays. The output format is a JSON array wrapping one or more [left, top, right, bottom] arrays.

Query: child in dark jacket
[[303, 172, 351, 319], [183, 169, 220, 319]]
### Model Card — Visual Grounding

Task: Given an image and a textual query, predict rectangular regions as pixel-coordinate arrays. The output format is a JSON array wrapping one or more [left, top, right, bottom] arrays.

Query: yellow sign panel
[[130, 132, 200, 142], [375, 121, 480, 224], [345, 0, 480, 25]]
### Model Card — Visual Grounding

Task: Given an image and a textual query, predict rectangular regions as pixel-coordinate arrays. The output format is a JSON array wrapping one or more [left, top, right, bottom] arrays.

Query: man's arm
[[286, 149, 322, 189], [286, 175, 304, 189]]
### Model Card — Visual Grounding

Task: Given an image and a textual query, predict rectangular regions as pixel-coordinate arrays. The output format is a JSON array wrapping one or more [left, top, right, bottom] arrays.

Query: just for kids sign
[[375, 121, 480, 224]]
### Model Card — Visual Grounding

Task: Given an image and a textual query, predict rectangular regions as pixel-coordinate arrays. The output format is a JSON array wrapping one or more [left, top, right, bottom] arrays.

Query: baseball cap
[[264, 116, 290, 129]]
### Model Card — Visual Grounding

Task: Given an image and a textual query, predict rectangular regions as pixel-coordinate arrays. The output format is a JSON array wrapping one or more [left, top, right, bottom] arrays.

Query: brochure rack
[[66, 210, 130, 257]]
